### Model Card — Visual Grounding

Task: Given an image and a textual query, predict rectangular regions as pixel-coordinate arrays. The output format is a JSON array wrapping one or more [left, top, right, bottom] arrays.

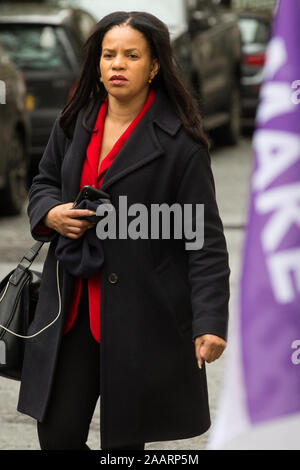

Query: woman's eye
[[102, 53, 138, 59]]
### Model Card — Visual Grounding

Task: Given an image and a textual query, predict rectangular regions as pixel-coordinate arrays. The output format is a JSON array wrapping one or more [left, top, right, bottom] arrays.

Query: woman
[[17, 11, 230, 450]]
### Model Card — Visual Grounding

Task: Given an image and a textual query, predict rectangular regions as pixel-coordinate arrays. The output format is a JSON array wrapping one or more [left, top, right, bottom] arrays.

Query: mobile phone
[[73, 185, 111, 208]]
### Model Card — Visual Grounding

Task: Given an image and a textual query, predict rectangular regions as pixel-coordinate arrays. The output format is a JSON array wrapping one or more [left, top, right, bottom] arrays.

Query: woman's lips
[[109, 76, 128, 86]]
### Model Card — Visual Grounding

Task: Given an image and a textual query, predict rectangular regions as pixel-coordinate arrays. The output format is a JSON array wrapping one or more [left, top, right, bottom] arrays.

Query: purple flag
[[241, 0, 300, 424], [208, 0, 300, 450]]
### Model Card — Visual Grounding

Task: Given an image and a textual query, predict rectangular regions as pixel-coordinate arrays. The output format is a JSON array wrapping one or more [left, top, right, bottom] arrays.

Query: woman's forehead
[[102, 25, 148, 50]]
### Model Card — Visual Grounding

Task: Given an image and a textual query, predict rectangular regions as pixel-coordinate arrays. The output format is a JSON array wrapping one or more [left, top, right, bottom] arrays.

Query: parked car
[[172, 0, 243, 145], [0, 2, 97, 167], [237, 9, 272, 127], [0, 42, 30, 215]]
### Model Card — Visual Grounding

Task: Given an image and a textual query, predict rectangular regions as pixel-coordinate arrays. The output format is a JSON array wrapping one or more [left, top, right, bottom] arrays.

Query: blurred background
[[0, 0, 277, 450]]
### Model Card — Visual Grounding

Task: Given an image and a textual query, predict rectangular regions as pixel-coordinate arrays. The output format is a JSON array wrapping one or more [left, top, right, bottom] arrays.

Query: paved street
[[0, 135, 253, 450]]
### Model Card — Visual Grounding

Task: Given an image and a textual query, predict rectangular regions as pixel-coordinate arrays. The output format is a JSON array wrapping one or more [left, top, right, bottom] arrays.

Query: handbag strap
[[0, 245, 62, 339], [20, 240, 44, 266], [9, 241, 44, 286]]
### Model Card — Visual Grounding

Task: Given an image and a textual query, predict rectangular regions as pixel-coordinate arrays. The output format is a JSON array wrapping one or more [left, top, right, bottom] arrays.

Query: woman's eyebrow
[[103, 48, 141, 53]]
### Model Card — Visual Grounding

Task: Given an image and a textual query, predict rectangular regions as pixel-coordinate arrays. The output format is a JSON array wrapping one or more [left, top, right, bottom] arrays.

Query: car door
[[0, 24, 78, 145], [189, 0, 227, 120], [0, 47, 11, 187]]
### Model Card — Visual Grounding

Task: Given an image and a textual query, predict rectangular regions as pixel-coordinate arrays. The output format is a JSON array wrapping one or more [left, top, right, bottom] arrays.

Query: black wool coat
[[17, 86, 230, 449]]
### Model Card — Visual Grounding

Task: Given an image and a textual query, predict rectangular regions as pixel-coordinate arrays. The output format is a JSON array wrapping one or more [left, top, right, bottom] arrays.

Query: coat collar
[[62, 87, 182, 200], [147, 87, 182, 136]]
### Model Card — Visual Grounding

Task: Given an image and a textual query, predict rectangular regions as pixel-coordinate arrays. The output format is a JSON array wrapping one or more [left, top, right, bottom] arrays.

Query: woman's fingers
[[194, 334, 227, 368], [65, 221, 95, 235], [64, 232, 81, 240], [67, 208, 96, 218], [67, 225, 90, 234], [44, 203, 96, 237], [197, 355, 203, 369], [65, 218, 95, 229], [200, 342, 223, 363], [63, 225, 94, 239]]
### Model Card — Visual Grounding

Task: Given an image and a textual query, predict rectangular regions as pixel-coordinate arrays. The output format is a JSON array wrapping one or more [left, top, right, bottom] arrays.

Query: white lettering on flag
[[255, 182, 300, 251], [267, 248, 300, 303], [263, 37, 286, 80], [256, 83, 295, 124], [253, 131, 300, 191]]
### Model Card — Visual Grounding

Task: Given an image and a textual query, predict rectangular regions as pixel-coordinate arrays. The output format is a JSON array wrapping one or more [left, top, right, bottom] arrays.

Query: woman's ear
[[151, 59, 160, 79]]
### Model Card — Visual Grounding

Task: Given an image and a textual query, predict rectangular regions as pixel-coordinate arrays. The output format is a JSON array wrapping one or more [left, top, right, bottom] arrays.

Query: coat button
[[108, 272, 118, 284]]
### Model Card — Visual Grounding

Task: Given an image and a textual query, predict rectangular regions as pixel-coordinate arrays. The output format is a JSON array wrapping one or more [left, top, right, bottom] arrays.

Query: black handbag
[[0, 136, 71, 381], [0, 241, 61, 381]]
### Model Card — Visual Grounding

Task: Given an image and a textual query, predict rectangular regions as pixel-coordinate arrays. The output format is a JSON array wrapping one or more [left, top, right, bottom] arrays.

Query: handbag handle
[[0, 135, 72, 339], [9, 241, 44, 286], [21, 240, 44, 265], [0, 242, 62, 339]]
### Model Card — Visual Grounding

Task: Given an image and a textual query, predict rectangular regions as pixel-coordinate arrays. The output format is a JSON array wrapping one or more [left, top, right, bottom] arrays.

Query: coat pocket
[[155, 257, 193, 336]]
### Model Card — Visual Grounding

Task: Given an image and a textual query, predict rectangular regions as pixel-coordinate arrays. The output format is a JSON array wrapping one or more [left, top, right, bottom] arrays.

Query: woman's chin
[[107, 87, 136, 101], [106, 85, 149, 102]]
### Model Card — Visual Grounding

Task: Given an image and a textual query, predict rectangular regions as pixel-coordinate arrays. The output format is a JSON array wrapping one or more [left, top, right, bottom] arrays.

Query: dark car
[[0, 42, 30, 215], [172, 0, 243, 145], [237, 9, 272, 127], [0, 2, 97, 166]]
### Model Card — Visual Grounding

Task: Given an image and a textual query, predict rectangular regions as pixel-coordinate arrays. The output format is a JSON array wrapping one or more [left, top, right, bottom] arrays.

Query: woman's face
[[99, 24, 159, 101]]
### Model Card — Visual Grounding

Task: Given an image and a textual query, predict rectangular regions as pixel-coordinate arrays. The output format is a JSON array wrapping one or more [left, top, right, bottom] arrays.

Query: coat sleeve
[[176, 144, 230, 342], [27, 116, 68, 243]]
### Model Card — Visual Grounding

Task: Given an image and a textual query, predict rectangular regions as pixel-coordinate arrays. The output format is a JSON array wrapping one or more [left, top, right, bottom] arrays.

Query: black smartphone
[[73, 185, 111, 208]]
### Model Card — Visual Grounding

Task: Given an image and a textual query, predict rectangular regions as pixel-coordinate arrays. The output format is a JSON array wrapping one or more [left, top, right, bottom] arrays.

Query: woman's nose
[[112, 55, 125, 69]]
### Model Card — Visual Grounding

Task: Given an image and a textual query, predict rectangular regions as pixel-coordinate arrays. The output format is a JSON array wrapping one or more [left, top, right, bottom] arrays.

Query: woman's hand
[[43, 202, 96, 239], [194, 334, 226, 369]]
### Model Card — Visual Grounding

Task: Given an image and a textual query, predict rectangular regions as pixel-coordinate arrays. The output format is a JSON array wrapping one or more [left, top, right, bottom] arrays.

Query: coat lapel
[[62, 97, 101, 202], [100, 113, 163, 193], [62, 87, 182, 200]]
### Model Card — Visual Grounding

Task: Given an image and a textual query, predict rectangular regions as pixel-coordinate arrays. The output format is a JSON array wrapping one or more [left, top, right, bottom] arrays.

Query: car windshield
[[0, 24, 70, 71], [238, 17, 270, 45]]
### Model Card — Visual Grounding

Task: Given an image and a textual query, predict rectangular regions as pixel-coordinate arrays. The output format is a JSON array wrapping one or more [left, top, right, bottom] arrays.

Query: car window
[[187, 0, 218, 26], [0, 24, 72, 71], [194, 0, 214, 14], [238, 18, 270, 45], [77, 11, 96, 41]]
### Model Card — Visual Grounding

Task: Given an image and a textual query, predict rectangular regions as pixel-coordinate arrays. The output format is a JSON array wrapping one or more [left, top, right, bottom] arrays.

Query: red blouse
[[34, 88, 156, 343]]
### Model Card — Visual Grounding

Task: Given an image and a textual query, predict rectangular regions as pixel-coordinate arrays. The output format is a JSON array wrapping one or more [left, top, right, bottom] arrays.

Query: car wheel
[[217, 83, 241, 146], [0, 131, 28, 216]]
